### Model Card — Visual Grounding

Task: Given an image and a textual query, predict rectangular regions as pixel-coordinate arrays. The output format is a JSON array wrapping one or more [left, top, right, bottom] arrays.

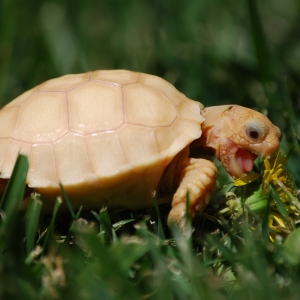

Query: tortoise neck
[[200, 105, 233, 131], [189, 105, 233, 157]]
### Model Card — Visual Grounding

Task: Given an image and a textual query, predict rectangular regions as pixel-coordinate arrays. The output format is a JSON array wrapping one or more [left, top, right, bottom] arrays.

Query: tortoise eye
[[249, 129, 259, 139], [246, 123, 266, 141]]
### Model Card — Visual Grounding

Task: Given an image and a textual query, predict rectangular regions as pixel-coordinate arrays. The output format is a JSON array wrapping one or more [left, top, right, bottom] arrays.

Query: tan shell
[[0, 70, 204, 209]]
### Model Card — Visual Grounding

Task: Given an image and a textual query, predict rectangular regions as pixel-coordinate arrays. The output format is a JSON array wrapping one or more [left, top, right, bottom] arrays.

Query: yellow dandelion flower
[[215, 151, 298, 241], [263, 151, 298, 212], [263, 151, 288, 191]]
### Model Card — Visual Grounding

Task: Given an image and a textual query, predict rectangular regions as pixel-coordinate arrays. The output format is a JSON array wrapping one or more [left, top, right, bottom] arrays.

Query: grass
[[0, 154, 300, 299], [1, 0, 300, 299]]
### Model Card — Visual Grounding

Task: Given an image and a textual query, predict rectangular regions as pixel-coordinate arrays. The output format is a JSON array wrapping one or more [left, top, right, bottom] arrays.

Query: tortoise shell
[[0, 70, 204, 209]]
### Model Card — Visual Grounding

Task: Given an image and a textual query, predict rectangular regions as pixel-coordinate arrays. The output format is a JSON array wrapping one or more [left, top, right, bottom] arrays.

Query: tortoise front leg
[[167, 157, 217, 225]]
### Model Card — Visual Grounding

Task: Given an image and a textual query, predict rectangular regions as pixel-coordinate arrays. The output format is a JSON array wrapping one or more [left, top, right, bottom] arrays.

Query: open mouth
[[218, 141, 264, 179], [235, 148, 257, 175]]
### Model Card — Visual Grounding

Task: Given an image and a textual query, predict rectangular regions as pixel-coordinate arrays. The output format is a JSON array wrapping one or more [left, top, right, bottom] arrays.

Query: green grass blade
[[0, 154, 29, 219], [25, 193, 42, 255], [42, 196, 62, 253], [270, 185, 289, 222], [112, 219, 135, 230], [152, 195, 165, 240], [261, 191, 272, 239], [74, 223, 140, 299], [99, 205, 118, 243], [59, 182, 75, 219], [69, 206, 83, 233], [110, 239, 150, 274]]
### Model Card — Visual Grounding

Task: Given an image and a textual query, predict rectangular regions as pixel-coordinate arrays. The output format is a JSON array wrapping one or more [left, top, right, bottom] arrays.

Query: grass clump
[[0, 154, 299, 299]]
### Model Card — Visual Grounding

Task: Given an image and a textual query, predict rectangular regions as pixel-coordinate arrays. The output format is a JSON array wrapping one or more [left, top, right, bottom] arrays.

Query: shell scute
[[91, 70, 139, 86], [117, 124, 161, 167], [0, 106, 20, 138], [85, 131, 131, 181], [68, 82, 124, 134], [138, 73, 184, 106], [171, 118, 202, 141], [37, 73, 90, 92], [0, 139, 11, 176], [124, 83, 176, 127], [28, 144, 57, 187], [5, 88, 35, 108], [12, 92, 68, 143], [53, 133, 96, 185], [153, 126, 188, 158], [0, 140, 31, 177], [177, 99, 204, 123]]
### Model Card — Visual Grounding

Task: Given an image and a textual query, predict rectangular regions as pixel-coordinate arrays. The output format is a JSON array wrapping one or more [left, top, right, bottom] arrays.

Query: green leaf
[[283, 228, 300, 265], [245, 186, 268, 212], [234, 173, 261, 186], [270, 185, 289, 222]]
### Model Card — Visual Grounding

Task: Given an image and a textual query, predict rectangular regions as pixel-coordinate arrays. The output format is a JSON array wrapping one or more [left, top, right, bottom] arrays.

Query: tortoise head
[[200, 105, 281, 179]]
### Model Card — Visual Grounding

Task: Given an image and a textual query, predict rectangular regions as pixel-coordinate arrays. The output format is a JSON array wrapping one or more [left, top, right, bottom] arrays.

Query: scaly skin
[[167, 105, 281, 225], [167, 157, 217, 225]]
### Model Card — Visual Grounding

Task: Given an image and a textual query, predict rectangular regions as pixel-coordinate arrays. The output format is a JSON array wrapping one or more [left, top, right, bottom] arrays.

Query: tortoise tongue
[[235, 148, 255, 173]]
